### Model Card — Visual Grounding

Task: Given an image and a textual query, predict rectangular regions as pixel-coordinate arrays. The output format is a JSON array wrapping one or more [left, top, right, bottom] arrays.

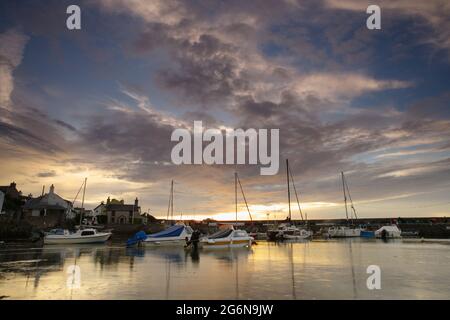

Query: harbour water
[[0, 239, 449, 299]]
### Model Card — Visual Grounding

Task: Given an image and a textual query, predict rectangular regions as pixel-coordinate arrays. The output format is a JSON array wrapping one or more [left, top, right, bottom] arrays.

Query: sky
[[0, 0, 449, 221]]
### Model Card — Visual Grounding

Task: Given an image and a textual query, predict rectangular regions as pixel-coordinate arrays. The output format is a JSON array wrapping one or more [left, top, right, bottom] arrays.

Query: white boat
[[44, 228, 112, 244], [267, 160, 313, 241], [327, 226, 361, 238], [375, 225, 402, 239], [142, 223, 193, 246], [268, 223, 312, 240], [201, 226, 253, 249], [327, 172, 363, 238]]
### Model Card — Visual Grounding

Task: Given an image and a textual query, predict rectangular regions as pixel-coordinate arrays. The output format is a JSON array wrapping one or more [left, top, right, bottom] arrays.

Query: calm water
[[0, 239, 449, 300]]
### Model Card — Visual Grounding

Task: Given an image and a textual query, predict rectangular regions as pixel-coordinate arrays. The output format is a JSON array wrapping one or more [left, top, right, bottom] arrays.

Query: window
[[81, 230, 95, 236]]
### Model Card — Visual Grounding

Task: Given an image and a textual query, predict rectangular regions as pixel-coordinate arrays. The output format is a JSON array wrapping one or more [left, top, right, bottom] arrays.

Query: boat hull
[[143, 238, 188, 246], [44, 233, 111, 245], [328, 228, 361, 238], [201, 239, 253, 249]]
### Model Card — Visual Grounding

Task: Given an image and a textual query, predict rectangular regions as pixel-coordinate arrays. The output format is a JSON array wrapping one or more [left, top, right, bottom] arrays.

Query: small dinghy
[[44, 228, 112, 245], [201, 226, 253, 249]]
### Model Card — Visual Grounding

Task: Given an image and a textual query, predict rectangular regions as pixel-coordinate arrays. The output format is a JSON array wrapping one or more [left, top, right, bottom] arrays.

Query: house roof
[[23, 193, 71, 210]]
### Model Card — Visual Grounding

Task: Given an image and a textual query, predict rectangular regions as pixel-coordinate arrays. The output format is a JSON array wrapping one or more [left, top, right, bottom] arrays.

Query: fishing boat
[[201, 225, 253, 249], [375, 225, 402, 239], [327, 172, 363, 238], [267, 159, 312, 241], [44, 178, 112, 245], [44, 228, 112, 244], [143, 223, 193, 246], [201, 172, 254, 249]]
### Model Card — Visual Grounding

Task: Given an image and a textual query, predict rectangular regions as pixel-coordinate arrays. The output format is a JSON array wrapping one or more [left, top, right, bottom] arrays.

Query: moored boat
[[267, 159, 313, 241], [328, 172, 363, 238], [328, 226, 361, 238], [268, 223, 312, 240], [44, 228, 112, 244], [375, 225, 402, 239], [201, 226, 253, 249], [142, 223, 193, 246]]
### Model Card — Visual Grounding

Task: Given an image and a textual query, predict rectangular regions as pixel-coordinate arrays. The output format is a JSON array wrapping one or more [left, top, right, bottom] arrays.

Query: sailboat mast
[[286, 159, 291, 221], [235, 172, 238, 223], [171, 180, 174, 221], [237, 173, 253, 222], [341, 172, 349, 223], [79, 177, 87, 227]]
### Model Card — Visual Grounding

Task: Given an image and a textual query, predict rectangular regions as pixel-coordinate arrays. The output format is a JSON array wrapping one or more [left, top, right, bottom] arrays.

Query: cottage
[[104, 197, 141, 224], [22, 184, 72, 228], [0, 182, 28, 219]]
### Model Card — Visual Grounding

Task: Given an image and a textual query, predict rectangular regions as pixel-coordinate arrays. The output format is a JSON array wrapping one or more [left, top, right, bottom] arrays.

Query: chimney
[[106, 197, 110, 205], [49, 184, 55, 194], [135, 197, 139, 207], [41, 185, 45, 196]]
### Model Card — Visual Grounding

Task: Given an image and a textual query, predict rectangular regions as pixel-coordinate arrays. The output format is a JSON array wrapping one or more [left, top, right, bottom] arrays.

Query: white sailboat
[[142, 180, 193, 246], [327, 172, 362, 238], [267, 159, 312, 241], [200, 172, 254, 249], [201, 225, 253, 249], [44, 178, 112, 245]]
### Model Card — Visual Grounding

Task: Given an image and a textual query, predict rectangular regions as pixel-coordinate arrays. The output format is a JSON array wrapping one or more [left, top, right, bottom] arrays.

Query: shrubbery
[[0, 219, 33, 240]]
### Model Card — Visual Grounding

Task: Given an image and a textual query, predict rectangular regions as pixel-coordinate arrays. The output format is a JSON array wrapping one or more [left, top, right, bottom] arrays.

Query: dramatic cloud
[[0, 0, 449, 219], [0, 29, 29, 109]]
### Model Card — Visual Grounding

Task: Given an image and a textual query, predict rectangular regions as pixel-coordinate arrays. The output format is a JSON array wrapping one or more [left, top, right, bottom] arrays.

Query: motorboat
[[44, 228, 112, 244], [142, 223, 193, 246], [201, 226, 253, 249], [327, 226, 362, 238], [375, 225, 402, 239], [267, 223, 312, 240]]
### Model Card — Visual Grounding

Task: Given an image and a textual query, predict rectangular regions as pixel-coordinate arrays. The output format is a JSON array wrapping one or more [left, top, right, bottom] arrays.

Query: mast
[[237, 173, 253, 222], [286, 159, 291, 221], [166, 180, 173, 222], [171, 180, 174, 221], [341, 172, 349, 223], [235, 172, 238, 223], [79, 177, 87, 227], [288, 164, 304, 221], [344, 175, 358, 223]]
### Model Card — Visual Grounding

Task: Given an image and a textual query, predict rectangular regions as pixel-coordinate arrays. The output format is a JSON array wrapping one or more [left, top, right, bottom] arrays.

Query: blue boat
[[360, 230, 375, 238]]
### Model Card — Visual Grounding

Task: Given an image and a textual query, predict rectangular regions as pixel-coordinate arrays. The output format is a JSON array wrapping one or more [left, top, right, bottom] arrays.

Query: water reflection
[[0, 240, 449, 299]]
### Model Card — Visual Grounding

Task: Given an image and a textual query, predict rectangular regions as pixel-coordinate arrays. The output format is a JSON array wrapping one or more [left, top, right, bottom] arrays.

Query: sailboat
[[267, 159, 313, 241], [142, 180, 193, 246], [44, 178, 112, 245], [200, 172, 254, 249], [327, 172, 362, 238]]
